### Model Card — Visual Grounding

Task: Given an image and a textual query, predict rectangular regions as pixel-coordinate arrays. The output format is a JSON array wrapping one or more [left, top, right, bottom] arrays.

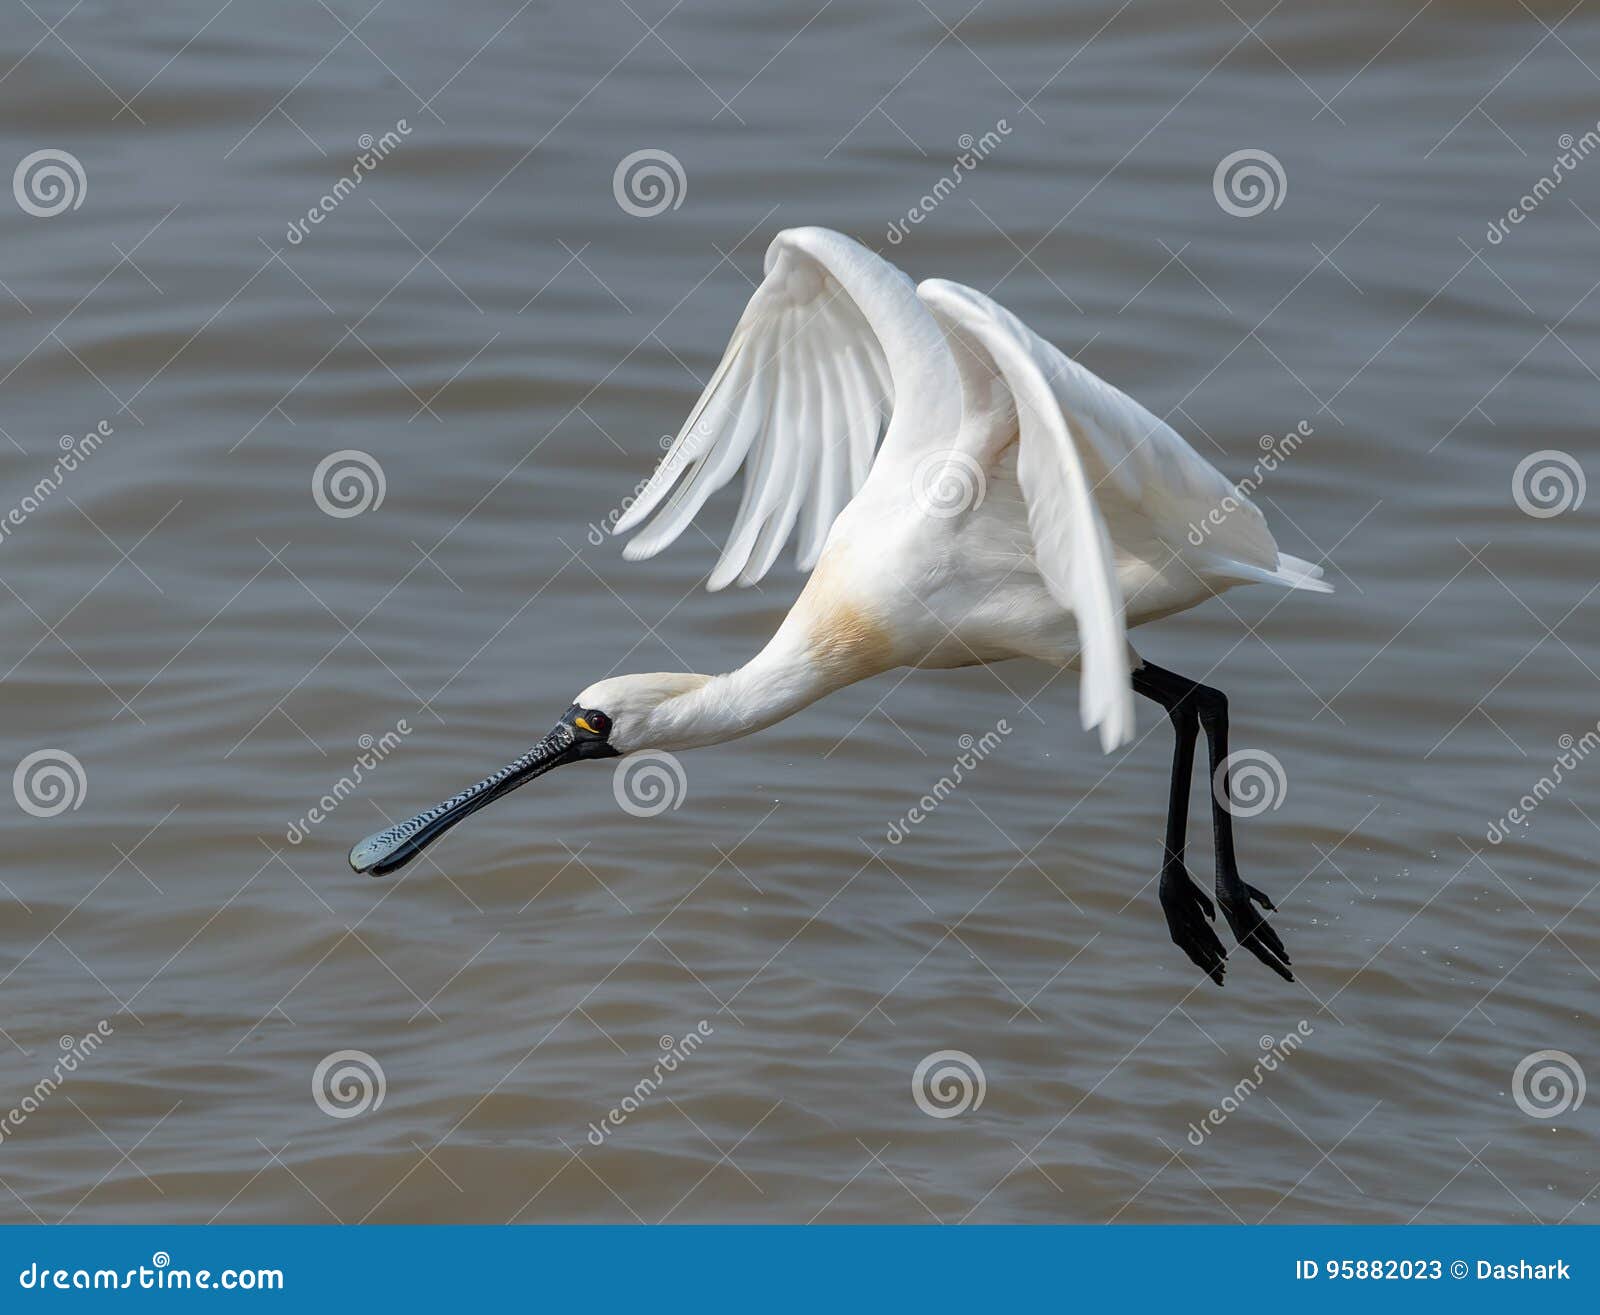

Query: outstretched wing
[[612, 227, 959, 590], [931, 282, 1329, 595], [926, 287, 1297, 588], [917, 279, 1135, 752]]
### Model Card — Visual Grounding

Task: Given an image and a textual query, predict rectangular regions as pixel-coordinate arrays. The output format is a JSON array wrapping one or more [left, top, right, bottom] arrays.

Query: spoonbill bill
[[350, 227, 1330, 985]]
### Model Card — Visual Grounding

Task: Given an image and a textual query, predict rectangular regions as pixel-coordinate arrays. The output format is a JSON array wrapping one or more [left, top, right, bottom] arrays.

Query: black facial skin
[[565, 704, 619, 759]]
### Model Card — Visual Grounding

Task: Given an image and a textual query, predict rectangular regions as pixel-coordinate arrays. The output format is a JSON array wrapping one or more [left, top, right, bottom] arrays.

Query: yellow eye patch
[[574, 716, 598, 733]]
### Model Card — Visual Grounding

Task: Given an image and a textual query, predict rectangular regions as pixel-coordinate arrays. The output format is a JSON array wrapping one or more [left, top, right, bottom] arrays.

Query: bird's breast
[[786, 543, 900, 685]]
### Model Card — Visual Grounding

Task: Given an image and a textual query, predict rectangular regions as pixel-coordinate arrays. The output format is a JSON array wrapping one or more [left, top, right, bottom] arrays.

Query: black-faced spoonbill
[[350, 227, 1331, 985]]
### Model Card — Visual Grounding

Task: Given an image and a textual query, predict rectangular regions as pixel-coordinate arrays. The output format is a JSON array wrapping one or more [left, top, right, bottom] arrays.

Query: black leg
[[1132, 664, 1226, 985], [1194, 685, 1293, 981], [1133, 662, 1293, 983]]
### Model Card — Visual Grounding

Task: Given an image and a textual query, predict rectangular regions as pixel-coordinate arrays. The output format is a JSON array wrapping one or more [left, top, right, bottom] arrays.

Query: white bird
[[351, 227, 1330, 985]]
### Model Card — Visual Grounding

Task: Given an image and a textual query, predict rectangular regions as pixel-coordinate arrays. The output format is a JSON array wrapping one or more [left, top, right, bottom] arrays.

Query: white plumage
[[612, 226, 1327, 753], [351, 225, 1323, 984]]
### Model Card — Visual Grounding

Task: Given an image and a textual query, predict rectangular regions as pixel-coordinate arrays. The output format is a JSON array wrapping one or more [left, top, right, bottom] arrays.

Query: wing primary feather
[[614, 325, 752, 536], [739, 335, 815, 585], [797, 349, 853, 571], [708, 326, 793, 591], [619, 227, 960, 586], [838, 344, 883, 488], [620, 347, 761, 558], [794, 350, 838, 571]]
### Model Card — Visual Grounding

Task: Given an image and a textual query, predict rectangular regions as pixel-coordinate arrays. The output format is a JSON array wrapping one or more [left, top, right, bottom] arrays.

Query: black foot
[[1217, 879, 1294, 982], [1160, 865, 1227, 986]]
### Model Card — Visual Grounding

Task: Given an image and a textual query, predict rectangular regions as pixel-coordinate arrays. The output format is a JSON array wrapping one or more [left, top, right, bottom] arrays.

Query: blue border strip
[[0, 1225, 1594, 1310]]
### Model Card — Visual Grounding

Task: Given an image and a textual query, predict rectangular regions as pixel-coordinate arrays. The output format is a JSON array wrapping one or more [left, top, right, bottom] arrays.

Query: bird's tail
[[1209, 552, 1332, 593], [1266, 552, 1333, 593]]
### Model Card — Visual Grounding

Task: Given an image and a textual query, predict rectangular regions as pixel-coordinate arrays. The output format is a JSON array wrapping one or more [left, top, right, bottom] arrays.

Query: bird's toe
[[1160, 867, 1227, 986], [1218, 886, 1294, 983], [1243, 881, 1277, 912]]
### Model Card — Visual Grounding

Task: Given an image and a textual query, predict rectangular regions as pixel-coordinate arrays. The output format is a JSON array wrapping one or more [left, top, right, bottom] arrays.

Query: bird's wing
[[926, 288, 1283, 579], [1034, 344, 1288, 582], [920, 282, 1328, 598], [917, 279, 1136, 752], [613, 227, 961, 589]]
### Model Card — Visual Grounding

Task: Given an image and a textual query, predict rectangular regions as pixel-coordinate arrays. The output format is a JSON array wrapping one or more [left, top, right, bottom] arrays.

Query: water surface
[[0, 0, 1596, 1223]]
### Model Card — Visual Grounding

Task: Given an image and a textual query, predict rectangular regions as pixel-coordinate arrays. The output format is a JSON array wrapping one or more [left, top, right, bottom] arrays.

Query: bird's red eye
[[587, 711, 610, 734]]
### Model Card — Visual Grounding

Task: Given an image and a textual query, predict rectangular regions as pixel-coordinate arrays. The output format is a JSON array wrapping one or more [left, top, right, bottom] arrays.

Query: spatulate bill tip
[[348, 830, 399, 875]]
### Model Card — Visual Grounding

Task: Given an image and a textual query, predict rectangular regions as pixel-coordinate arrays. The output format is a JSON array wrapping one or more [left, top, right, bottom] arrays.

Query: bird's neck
[[645, 630, 861, 752], [642, 550, 900, 752]]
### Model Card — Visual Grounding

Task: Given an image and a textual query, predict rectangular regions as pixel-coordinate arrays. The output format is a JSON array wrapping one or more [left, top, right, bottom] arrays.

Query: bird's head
[[572, 672, 713, 753], [347, 672, 711, 877]]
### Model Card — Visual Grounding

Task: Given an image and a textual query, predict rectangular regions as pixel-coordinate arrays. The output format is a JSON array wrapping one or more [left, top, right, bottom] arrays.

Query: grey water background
[[0, 0, 1596, 1223]]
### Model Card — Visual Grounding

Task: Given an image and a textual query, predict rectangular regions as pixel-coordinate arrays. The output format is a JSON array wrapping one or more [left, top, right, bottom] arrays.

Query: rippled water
[[1, 0, 1596, 1223]]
